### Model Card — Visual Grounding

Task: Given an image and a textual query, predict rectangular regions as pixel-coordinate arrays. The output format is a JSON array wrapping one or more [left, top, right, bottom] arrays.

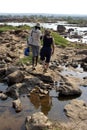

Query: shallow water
[[61, 64, 87, 78], [0, 65, 87, 130], [0, 85, 87, 130]]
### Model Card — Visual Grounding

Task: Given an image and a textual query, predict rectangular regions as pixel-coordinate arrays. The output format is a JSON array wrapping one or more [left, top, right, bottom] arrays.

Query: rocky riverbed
[[0, 30, 87, 130]]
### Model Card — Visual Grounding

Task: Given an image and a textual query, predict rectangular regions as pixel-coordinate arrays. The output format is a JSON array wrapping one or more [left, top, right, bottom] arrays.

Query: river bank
[[1, 22, 87, 44], [0, 29, 87, 130]]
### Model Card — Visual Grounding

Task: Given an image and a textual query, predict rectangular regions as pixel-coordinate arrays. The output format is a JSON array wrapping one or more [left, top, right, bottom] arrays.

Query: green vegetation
[[17, 50, 32, 65], [17, 55, 32, 65], [17, 25, 31, 30], [52, 31, 69, 47], [60, 16, 87, 26], [0, 24, 31, 32]]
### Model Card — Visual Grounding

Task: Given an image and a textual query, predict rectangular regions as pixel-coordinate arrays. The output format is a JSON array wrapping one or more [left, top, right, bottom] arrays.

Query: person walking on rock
[[40, 29, 55, 73], [28, 23, 42, 70]]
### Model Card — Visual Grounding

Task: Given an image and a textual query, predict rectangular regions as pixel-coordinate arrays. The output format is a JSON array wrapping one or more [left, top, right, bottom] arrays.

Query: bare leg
[[42, 60, 45, 68], [32, 56, 34, 66], [43, 62, 49, 73], [35, 56, 38, 66], [32, 56, 35, 69], [45, 63, 49, 69]]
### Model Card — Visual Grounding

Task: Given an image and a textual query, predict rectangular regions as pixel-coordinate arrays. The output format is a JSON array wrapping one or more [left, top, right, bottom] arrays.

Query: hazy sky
[[0, 0, 86, 15]]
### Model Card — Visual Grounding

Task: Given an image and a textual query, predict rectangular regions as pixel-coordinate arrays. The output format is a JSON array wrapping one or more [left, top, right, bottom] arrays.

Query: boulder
[[57, 76, 82, 96], [64, 99, 87, 120], [0, 68, 6, 77], [12, 98, 22, 112], [6, 84, 19, 99], [0, 92, 8, 100], [63, 99, 87, 130], [57, 25, 66, 34], [25, 112, 52, 130], [7, 70, 24, 85]]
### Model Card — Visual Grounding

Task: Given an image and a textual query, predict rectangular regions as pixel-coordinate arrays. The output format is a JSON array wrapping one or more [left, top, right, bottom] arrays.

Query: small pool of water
[[78, 86, 87, 102], [0, 83, 8, 92], [61, 65, 87, 78], [0, 64, 87, 130]]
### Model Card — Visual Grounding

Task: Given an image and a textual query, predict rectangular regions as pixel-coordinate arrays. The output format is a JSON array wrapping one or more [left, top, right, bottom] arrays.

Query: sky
[[0, 0, 87, 15]]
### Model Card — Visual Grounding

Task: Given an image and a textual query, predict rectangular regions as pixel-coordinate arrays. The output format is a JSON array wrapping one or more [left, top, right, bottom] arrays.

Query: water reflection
[[40, 95, 52, 115], [29, 92, 52, 115], [29, 93, 40, 109]]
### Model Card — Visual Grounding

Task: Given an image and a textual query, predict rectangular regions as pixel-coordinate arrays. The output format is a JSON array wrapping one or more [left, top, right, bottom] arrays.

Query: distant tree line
[[0, 14, 87, 26]]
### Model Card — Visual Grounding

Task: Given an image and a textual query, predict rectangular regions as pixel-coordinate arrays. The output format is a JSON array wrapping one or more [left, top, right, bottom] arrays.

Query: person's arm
[[51, 38, 55, 55], [40, 35, 43, 40]]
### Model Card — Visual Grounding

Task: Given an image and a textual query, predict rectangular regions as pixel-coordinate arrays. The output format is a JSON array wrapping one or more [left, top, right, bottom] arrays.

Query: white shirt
[[30, 28, 42, 46]]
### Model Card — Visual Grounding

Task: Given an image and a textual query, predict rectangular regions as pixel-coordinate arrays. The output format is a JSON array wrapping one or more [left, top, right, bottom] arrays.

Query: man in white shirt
[[29, 23, 42, 70]]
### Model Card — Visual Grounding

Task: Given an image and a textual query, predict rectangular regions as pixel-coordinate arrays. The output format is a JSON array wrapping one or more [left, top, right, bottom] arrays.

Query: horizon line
[[0, 12, 87, 16]]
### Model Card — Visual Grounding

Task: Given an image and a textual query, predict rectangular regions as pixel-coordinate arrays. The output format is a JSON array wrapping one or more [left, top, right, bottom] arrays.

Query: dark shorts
[[40, 47, 51, 63], [31, 45, 40, 57]]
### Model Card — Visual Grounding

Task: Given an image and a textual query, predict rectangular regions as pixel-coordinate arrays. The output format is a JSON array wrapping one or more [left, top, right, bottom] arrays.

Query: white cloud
[[0, 0, 86, 15]]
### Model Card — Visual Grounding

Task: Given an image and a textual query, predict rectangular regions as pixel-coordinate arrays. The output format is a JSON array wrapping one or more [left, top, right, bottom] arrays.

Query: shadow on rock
[[58, 93, 81, 101], [29, 72, 54, 84]]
